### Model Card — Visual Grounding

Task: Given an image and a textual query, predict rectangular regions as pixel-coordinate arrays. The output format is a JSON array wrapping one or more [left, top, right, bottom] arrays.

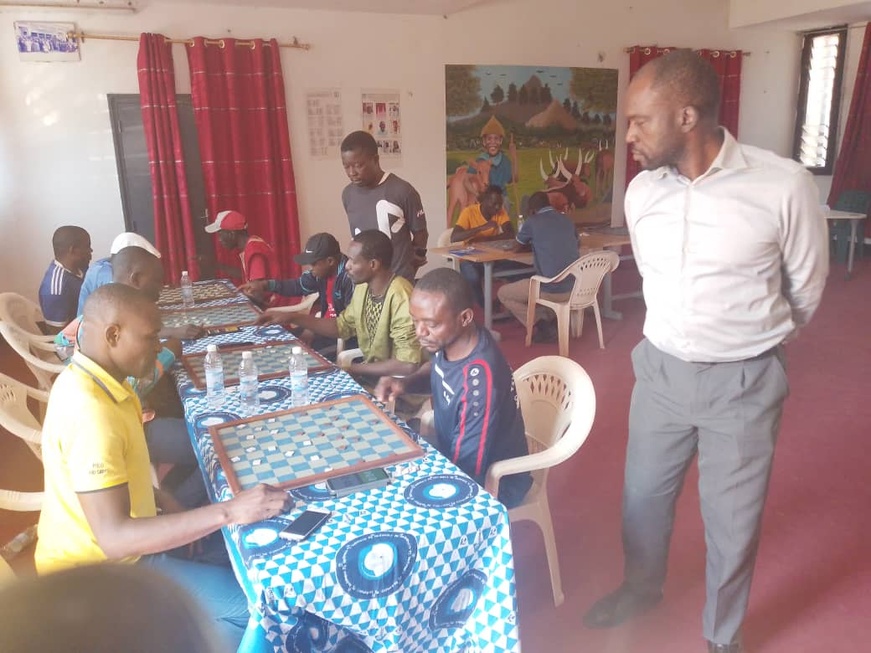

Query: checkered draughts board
[[209, 395, 424, 493], [161, 302, 261, 329], [158, 279, 240, 307], [180, 340, 331, 389]]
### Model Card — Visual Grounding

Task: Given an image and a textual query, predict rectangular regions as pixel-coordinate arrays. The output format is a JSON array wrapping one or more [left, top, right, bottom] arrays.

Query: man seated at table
[[205, 209, 280, 307], [55, 246, 205, 508], [38, 225, 92, 334], [497, 191, 581, 343], [258, 230, 425, 414], [450, 184, 528, 309], [79, 232, 156, 311], [36, 283, 292, 651], [375, 268, 532, 507], [240, 232, 356, 357]]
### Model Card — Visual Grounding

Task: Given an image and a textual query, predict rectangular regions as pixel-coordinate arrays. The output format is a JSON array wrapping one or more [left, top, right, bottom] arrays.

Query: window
[[793, 26, 847, 174]]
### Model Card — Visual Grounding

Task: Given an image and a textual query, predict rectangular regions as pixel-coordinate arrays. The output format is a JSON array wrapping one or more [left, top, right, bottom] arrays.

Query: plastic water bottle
[[289, 346, 310, 407], [204, 344, 225, 409], [180, 270, 194, 309], [239, 351, 260, 415]]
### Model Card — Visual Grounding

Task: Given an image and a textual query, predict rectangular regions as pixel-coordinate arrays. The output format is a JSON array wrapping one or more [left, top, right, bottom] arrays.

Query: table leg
[[482, 262, 501, 341], [847, 220, 858, 279], [601, 271, 622, 320]]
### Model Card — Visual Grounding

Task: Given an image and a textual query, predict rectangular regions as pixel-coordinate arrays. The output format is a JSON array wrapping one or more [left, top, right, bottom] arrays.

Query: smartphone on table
[[278, 507, 331, 542], [326, 468, 391, 498]]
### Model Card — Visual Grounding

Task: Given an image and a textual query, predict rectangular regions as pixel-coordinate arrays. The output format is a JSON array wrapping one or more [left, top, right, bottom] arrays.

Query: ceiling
[[155, 0, 502, 16]]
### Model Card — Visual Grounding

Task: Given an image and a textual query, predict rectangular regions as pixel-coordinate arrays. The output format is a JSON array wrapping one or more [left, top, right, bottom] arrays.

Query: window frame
[[792, 25, 848, 176]]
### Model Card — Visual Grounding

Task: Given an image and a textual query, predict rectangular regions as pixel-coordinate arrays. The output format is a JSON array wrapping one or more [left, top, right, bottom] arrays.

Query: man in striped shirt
[[38, 225, 92, 333], [375, 268, 531, 507]]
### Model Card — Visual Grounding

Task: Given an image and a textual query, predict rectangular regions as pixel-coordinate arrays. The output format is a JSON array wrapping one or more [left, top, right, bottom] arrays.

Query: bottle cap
[[242, 351, 253, 359], [207, 344, 217, 352], [182, 270, 189, 275], [292, 346, 302, 354]]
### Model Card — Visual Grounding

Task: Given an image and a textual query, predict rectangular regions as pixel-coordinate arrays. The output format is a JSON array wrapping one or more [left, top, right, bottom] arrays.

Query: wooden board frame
[[180, 339, 333, 389], [208, 394, 424, 494]]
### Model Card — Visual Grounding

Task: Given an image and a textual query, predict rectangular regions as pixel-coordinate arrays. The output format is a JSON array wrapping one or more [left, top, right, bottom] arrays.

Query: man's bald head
[[83, 283, 156, 329], [112, 246, 164, 302], [639, 49, 721, 124], [81, 284, 162, 380]]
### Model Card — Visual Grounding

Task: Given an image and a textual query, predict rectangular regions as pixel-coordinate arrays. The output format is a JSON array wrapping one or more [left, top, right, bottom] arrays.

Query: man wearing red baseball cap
[[205, 210, 280, 306]]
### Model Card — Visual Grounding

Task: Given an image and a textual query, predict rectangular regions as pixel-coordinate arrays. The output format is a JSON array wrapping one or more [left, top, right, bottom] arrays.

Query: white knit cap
[[109, 232, 161, 258]]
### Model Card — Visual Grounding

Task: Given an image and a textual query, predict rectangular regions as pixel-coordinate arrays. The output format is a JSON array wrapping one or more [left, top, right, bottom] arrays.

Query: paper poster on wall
[[306, 89, 344, 158], [15, 22, 80, 62], [362, 90, 401, 160], [445, 64, 617, 227]]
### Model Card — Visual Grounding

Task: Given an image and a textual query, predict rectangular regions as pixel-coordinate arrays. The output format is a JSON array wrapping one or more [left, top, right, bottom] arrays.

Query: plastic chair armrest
[[336, 348, 364, 371]]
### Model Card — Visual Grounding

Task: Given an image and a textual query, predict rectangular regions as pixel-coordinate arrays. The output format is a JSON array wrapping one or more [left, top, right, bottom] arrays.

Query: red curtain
[[625, 45, 674, 187], [828, 23, 871, 235], [698, 49, 742, 137], [186, 37, 300, 279], [137, 33, 199, 283]]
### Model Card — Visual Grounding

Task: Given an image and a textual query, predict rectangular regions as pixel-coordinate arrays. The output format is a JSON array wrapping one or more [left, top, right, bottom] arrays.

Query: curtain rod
[[69, 30, 311, 50], [623, 46, 751, 57]]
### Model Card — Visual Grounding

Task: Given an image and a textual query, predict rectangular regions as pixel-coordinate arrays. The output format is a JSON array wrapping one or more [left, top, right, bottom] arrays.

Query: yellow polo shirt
[[35, 352, 157, 573], [455, 203, 511, 238]]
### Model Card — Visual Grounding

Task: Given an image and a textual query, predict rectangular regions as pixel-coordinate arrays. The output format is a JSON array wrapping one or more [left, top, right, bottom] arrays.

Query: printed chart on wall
[[362, 91, 402, 161], [306, 89, 344, 158]]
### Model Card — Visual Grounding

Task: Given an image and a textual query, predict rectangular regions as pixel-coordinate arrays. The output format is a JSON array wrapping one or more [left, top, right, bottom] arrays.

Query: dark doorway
[[108, 94, 215, 279]]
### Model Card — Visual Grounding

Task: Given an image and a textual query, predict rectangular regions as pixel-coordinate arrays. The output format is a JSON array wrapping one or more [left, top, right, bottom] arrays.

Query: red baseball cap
[[205, 210, 247, 233]]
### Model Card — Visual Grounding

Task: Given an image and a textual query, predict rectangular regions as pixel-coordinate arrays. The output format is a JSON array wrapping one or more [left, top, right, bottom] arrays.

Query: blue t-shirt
[[77, 257, 113, 314], [516, 207, 580, 293], [38, 260, 84, 328], [430, 326, 531, 507]]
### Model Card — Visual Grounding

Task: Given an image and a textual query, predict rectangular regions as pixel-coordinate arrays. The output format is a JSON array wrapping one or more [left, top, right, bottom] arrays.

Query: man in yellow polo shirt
[[451, 184, 526, 308], [36, 283, 291, 652]]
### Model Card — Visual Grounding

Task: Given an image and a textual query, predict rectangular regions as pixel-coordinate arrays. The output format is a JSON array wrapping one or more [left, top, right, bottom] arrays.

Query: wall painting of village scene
[[445, 64, 618, 228]]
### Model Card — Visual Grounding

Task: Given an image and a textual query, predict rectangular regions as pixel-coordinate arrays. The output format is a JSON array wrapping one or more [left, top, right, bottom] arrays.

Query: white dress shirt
[[625, 130, 829, 363]]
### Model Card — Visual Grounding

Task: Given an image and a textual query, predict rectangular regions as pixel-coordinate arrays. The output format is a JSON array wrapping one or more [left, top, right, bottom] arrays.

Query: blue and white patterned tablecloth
[[174, 317, 521, 653]]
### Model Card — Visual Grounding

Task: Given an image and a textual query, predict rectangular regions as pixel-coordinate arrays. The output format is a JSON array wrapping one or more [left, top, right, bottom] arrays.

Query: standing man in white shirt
[[582, 50, 828, 653]]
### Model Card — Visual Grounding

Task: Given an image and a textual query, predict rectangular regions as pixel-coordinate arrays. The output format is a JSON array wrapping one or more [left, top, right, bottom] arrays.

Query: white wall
[[0, 0, 804, 299], [730, 0, 871, 28]]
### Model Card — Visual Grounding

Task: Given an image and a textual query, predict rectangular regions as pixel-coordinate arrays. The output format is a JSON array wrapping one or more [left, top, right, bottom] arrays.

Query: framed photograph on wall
[[15, 22, 80, 62]]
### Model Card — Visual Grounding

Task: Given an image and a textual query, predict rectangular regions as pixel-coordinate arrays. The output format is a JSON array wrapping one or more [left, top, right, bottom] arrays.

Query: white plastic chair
[[267, 292, 318, 315], [437, 228, 458, 271], [488, 356, 596, 606], [0, 323, 64, 392], [336, 347, 364, 372], [525, 251, 620, 356], [0, 292, 54, 341], [0, 371, 46, 516]]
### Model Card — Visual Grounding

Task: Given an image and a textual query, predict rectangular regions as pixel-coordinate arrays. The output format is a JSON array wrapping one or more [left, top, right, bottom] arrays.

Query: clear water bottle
[[239, 351, 260, 415], [289, 346, 310, 407], [180, 270, 194, 309], [204, 344, 225, 409]]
